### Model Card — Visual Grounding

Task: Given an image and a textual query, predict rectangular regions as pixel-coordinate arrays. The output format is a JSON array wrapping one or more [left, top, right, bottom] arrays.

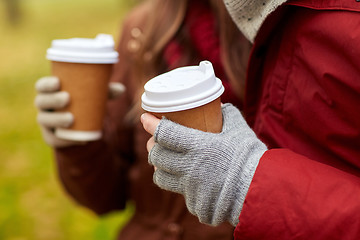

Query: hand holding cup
[[35, 76, 125, 148]]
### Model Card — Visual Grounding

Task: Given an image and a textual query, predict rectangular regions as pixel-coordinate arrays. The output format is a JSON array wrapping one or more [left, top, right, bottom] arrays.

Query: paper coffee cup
[[46, 34, 119, 141], [141, 61, 224, 133]]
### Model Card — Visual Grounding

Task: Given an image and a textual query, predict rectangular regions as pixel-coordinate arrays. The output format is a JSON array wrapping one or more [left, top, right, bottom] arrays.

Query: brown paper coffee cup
[[142, 61, 224, 133], [152, 97, 222, 133], [46, 34, 118, 141], [51, 61, 112, 138]]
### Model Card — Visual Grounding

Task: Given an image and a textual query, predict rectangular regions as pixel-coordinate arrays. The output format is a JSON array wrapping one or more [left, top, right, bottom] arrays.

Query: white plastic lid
[[46, 34, 119, 64], [141, 61, 224, 112]]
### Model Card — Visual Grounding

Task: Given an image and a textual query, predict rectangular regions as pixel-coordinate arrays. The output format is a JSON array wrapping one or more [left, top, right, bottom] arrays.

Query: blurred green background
[[0, 0, 137, 239]]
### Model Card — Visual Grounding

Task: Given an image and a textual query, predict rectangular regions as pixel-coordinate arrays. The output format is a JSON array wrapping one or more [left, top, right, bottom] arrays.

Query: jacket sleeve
[[53, 4, 148, 215], [234, 149, 360, 239]]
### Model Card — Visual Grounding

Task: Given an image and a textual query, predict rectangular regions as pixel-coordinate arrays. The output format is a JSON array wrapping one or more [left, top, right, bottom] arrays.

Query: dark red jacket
[[235, 0, 360, 239]]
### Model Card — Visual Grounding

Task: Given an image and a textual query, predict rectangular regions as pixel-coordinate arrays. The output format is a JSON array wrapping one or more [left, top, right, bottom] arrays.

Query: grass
[[0, 0, 136, 239]]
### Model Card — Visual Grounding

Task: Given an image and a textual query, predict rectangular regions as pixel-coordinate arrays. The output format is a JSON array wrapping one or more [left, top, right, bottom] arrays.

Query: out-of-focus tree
[[3, 0, 21, 25]]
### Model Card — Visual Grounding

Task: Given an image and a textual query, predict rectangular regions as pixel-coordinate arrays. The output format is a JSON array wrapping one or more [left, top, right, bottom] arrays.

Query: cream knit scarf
[[223, 0, 288, 42]]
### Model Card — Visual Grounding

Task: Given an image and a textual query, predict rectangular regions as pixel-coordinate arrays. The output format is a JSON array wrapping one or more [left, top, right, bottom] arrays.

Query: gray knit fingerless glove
[[149, 103, 267, 226]]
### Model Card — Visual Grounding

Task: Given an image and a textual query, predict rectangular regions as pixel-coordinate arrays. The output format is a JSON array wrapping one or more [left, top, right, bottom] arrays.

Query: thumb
[[141, 113, 160, 136]]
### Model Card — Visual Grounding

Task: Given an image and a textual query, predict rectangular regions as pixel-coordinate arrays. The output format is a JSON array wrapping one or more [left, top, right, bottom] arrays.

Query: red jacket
[[235, 0, 360, 239]]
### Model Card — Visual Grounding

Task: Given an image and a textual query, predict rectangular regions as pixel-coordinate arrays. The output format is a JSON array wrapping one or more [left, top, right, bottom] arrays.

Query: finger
[[35, 76, 60, 93], [141, 113, 160, 136], [153, 169, 183, 194], [154, 118, 211, 152], [37, 111, 73, 128], [146, 136, 155, 152], [148, 143, 190, 175], [108, 82, 126, 99], [34, 91, 70, 110], [39, 126, 84, 148]]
